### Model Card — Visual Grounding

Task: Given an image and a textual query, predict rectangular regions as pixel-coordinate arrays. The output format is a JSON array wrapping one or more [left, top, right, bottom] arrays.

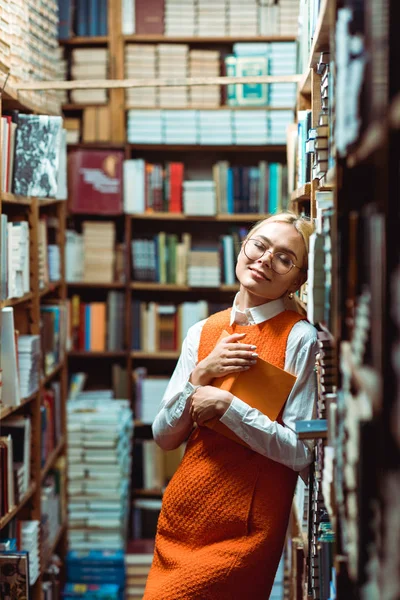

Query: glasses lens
[[244, 239, 266, 261], [271, 254, 293, 275]]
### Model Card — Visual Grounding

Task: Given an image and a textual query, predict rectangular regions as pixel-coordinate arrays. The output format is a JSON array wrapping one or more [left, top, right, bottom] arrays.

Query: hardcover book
[[13, 115, 63, 198], [68, 150, 123, 215], [0, 551, 30, 600]]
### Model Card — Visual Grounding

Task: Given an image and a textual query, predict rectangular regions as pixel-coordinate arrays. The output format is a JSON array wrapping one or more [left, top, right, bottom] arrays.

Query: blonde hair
[[245, 211, 315, 315]]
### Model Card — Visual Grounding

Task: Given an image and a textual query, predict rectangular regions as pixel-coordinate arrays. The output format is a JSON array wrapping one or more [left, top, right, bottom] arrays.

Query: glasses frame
[[243, 238, 307, 275]]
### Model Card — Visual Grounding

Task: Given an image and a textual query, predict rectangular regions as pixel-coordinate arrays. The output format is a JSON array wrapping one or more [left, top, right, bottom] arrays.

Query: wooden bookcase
[[0, 87, 68, 598], [287, 0, 400, 598]]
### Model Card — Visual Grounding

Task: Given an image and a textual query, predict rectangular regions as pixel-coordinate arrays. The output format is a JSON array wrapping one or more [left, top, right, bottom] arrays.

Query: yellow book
[[205, 331, 297, 447]]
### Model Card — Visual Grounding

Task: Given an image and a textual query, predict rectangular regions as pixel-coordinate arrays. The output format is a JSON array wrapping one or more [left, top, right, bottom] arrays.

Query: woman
[[143, 212, 318, 600]]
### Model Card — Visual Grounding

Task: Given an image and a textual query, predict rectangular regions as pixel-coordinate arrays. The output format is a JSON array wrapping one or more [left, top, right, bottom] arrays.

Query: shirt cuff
[[166, 380, 199, 425], [219, 396, 249, 426]]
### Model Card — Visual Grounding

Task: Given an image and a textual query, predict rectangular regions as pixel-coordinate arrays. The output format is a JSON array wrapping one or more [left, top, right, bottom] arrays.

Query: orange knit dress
[[143, 308, 305, 600]]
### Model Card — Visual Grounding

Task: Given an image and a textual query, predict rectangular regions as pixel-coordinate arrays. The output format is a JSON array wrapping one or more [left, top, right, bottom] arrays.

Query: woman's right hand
[[189, 333, 258, 386]]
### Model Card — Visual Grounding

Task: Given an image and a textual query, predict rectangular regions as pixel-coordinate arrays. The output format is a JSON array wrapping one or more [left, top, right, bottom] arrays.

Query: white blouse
[[152, 297, 318, 472]]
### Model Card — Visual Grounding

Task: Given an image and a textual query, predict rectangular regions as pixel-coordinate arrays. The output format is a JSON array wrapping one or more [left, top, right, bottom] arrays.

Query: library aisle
[[0, 0, 398, 599]]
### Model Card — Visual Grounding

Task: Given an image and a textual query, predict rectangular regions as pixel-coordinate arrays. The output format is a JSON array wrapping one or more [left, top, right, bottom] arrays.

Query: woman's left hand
[[190, 386, 233, 426]]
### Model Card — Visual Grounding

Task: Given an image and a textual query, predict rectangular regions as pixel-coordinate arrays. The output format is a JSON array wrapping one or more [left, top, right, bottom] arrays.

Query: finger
[[224, 358, 257, 367], [225, 350, 258, 359], [222, 365, 251, 373], [225, 343, 257, 351]]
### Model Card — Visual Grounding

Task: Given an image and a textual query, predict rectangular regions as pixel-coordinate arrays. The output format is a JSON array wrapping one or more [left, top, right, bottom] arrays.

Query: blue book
[[67, 550, 125, 567], [85, 304, 91, 350], [58, 0, 73, 39], [268, 163, 279, 214], [99, 0, 108, 35], [88, 0, 99, 36], [76, 0, 89, 36], [63, 583, 120, 599], [227, 167, 234, 214]]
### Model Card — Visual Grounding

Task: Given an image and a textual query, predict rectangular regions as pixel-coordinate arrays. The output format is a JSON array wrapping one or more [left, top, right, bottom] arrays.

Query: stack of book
[[134, 375, 170, 424], [164, 110, 197, 144], [125, 44, 157, 108], [63, 583, 120, 599], [125, 540, 154, 600], [41, 383, 63, 466], [159, 44, 188, 107], [0, 417, 31, 504], [233, 110, 269, 145], [131, 300, 213, 352], [227, 0, 258, 37], [5, 0, 63, 113], [5, 220, 30, 300], [183, 180, 216, 215], [189, 50, 220, 107], [198, 0, 226, 37], [67, 292, 125, 352], [267, 109, 295, 145], [65, 231, 84, 283], [198, 109, 233, 145], [19, 520, 40, 584], [70, 49, 108, 105], [268, 42, 297, 108], [188, 245, 220, 287], [66, 549, 124, 597], [67, 394, 133, 552], [17, 335, 41, 399], [41, 471, 62, 560], [164, 0, 196, 36], [127, 110, 163, 144], [276, 0, 301, 36], [82, 221, 116, 283]]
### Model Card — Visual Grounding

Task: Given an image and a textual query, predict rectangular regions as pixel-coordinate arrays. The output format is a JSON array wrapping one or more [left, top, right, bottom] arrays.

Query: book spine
[[99, 0, 108, 36], [88, 0, 98, 36], [76, 0, 89, 36]]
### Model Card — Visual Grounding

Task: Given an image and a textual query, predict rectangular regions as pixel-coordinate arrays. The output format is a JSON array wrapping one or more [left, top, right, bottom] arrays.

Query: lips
[[249, 267, 270, 281]]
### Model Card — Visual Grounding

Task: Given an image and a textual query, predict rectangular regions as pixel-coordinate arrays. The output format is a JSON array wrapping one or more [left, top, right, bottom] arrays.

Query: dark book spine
[[76, 0, 89, 36], [98, 0, 108, 35], [58, 0, 73, 39]]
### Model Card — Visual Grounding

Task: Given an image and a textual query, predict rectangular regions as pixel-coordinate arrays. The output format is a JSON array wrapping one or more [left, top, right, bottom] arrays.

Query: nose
[[257, 250, 273, 269]]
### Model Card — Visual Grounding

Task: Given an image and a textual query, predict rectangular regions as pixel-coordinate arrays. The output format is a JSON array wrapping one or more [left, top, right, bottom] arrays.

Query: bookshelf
[[0, 111, 68, 600], [286, 0, 399, 598]]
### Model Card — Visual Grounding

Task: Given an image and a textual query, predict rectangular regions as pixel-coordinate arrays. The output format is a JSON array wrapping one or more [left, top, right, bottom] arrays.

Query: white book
[[1, 307, 20, 406], [122, 0, 135, 34]]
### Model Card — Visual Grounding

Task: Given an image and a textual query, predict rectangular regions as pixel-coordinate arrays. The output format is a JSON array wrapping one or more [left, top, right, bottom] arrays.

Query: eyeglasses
[[243, 238, 305, 276]]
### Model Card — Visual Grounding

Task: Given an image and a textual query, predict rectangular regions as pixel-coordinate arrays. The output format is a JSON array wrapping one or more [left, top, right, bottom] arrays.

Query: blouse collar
[[230, 293, 286, 326]]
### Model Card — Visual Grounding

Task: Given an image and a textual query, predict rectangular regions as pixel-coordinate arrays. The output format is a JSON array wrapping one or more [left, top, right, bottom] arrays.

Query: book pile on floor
[[18, 335, 41, 398], [67, 392, 134, 552], [65, 549, 125, 600]]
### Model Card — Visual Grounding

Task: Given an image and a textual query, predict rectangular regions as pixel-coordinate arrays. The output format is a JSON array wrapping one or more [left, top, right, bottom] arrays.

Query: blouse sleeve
[[151, 320, 205, 450], [219, 321, 318, 471]]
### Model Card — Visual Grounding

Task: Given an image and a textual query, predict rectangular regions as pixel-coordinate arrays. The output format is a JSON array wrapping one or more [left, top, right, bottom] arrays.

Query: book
[[0, 551, 30, 599], [205, 330, 296, 447]]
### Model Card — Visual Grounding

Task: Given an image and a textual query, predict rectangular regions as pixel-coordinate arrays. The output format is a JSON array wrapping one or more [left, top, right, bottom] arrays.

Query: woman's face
[[235, 221, 307, 305]]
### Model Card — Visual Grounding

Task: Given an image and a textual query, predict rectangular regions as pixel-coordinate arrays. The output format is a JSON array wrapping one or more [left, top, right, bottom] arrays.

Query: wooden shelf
[[131, 282, 239, 292], [0, 291, 34, 309], [67, 281, 125, 289], [41, 361, 65, 387], [39, 281, 62, 298], [129, 144, 286, 153], [318, 167, 336, 191], [291, 183, 311, 202], [129, 212, 266, 222], [59, 36, 109, 46], [67, 142, 126, 150], [0, 484, 37, 529], [68, 351, 127, 358], [41, 438, 65, 483], [42, 521, 67, 571], [131, 350, 180, 360], [124, 35, 296, 44], [38, 198, 63, 207], [298, 0, 331, 97], [1, 192, 32, 206], [0, 391, 38, 422]]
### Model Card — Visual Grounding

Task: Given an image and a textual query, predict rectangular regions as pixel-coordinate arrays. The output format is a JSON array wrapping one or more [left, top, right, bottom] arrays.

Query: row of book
[[0, 416, 31, 517], [122, 0, 299, 37], [124, 42, 297, 109], [66, 293, 125, 352], [0, 520, 41, 587], [68, 48, 109, 105], [67, 392, 134, 552], [131, 231, 244, 286], [131, 300, 230, 354], [0, 113, 68, 199], [41, 465, 64, 567], [132, 438, 185, 491], [65, 222, 125, 284], [0, 303, 67, 407], [127, 108, 294, 145], [41, 382, 63, 468], [0, 218, 30, 301], [58, 0, 108, 39], [38, 217, 62, 288], [124, 159, 289, 215], [66, 107, 112, 144], [297, 0, 323, 75], [0, 0, 65, 113]]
